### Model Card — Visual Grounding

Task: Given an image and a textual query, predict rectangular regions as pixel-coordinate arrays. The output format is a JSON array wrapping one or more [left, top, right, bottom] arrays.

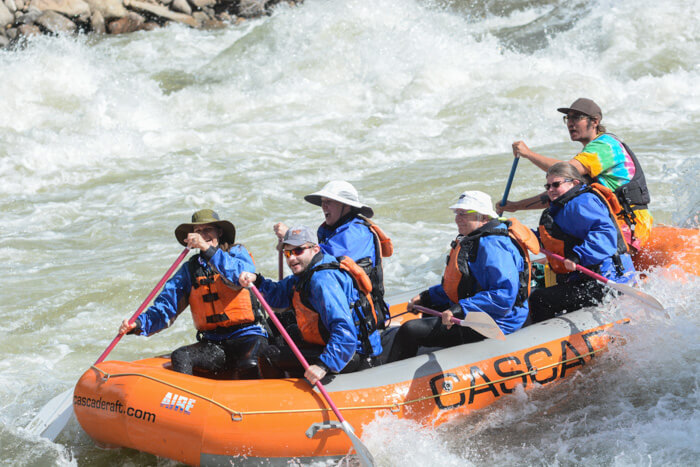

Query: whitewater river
[[1, 0, 698, 465]]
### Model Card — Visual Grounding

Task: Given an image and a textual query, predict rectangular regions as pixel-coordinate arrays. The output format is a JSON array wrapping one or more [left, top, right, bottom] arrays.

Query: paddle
[[249, 285, 375, 467], [413, 304, 506, 341], [500, 157, 520, 207], [278, 245, 284, 280], [26, 247, 190, 440], [540, 248, 665, 311]]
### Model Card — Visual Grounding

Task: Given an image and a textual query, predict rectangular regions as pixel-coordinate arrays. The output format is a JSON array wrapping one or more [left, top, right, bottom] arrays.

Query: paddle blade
[[25, 388, 74, 440], [341, 421, 376, 467], [607, 281, 665, 311], [461, 311, 506, 341]]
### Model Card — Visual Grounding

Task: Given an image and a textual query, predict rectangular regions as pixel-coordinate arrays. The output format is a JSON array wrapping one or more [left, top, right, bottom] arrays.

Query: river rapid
[[1, 0, 698, 465]]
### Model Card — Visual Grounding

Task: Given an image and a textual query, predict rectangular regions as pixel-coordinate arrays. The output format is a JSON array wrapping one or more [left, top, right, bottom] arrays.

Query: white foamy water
[[1, 0, 698, 464]]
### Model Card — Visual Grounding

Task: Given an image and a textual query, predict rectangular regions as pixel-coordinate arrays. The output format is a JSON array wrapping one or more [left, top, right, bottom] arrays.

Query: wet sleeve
[[257, 275, 296, 309], [308, 272, 358, 373], [204, 245, 256, 285], [137, 264, 191, 336], [319, 222, 376, 266], [566, 197, 620, 267], [457, 239, 521, 320], [427, 284, 452, 309]]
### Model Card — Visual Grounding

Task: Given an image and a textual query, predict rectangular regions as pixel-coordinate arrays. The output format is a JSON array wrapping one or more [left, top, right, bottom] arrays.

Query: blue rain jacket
[[545, 187, 635, 283], [258, 253, 382, 373], [427, 228, 529, 335], [317, 216, 377, 266], [136, 245, 267, 340]]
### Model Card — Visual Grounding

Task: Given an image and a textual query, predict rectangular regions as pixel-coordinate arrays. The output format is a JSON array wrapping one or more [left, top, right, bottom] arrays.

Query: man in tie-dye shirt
[[499, 98, 652, 250]]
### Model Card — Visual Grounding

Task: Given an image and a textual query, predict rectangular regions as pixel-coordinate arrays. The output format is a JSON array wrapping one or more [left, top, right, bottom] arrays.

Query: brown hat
[[174, 209, 236, 247], [557, 98, 602, 119]]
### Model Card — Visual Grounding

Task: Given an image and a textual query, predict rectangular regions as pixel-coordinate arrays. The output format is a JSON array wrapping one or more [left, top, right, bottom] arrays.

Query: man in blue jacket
[[239, 225, 382, 384], [387, 191, 529, 363]]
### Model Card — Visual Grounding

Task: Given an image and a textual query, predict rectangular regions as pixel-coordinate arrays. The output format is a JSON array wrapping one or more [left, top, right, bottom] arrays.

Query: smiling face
[[320, 197, 351, 226], [545, 175, 579, 202], [454, 209, 488, 236], [192, 223, 221, 248], [284, 243, 320, 275]]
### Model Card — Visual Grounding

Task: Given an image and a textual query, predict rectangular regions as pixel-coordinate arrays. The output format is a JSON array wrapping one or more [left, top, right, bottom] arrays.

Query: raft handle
[[231, 412, 243, 422], [305, 421, 343, 438]]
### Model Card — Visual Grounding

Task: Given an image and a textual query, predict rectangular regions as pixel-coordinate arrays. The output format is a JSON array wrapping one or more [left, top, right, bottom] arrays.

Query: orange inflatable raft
[[73, 226, 698, 466]]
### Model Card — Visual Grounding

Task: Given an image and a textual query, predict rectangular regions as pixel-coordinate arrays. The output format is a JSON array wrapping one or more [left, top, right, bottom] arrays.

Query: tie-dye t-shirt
[[573, 133, 653, 248], [573, 133, 635, 191]]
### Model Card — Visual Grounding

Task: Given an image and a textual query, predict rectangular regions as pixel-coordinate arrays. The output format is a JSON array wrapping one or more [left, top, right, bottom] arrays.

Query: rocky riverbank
[[0, 0, 300, 48]]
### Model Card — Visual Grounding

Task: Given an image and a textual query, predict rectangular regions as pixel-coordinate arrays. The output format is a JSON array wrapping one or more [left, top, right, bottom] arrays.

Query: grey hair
[[546, 162, 585, 183]]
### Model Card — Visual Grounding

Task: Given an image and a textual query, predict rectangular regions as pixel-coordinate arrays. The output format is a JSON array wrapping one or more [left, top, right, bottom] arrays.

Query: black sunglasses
[[544, 179, 574, 190]]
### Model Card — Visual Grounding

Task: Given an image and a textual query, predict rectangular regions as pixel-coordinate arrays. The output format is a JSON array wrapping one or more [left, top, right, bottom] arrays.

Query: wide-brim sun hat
[[557, 97, 602, 119], [174, 209, 236, 246], [303, 180, 374, 218], [449, 191, 499, 219]]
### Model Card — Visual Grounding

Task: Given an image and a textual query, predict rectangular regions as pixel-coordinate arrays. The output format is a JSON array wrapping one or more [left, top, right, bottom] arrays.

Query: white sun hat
[[449, 190, 499, 219], [304, 180, 374, 218]]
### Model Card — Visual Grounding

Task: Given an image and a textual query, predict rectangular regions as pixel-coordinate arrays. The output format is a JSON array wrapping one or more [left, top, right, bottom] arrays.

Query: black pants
[[171, 334, 268, 378], [528, 278, 605, 323], [258, 325, 379, 383], [386, 315, 485, 363]]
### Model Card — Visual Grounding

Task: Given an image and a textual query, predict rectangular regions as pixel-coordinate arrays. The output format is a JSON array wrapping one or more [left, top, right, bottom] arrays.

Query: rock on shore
[[0, 0, 301, 48]]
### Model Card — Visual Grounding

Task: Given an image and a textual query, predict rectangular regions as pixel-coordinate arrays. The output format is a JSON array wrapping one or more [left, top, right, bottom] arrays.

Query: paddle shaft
[[250, 285, 348, 424], [413, 304, 462, 326], [278, 247, 284, 280], [540, 248, 610, 284], [501, 157, 520, 206], [95, 247, 189, 364]]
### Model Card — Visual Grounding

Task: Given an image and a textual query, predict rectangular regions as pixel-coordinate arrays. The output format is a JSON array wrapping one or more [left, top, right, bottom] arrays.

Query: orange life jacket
[[187, 255, 260, 332], [442, 219, 536, 305], [292, 256, 377, 351], [357, 215, 393, 328], [538, 185, 628, 275]]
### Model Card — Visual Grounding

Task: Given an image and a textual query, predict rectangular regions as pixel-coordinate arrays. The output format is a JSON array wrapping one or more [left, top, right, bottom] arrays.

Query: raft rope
[[88, 345, 605, 420]]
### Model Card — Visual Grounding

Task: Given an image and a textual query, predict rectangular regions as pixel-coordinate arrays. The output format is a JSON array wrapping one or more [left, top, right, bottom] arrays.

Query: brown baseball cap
[[557, 98, 602, 119]]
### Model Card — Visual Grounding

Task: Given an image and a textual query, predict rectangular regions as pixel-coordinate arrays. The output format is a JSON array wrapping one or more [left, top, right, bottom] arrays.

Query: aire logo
[[160, 392, 196, 415]]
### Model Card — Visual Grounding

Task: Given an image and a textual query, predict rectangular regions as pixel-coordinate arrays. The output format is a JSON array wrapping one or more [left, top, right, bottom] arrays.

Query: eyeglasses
[[563, 114, 588, 124], [544, 179, 574, 190], [283, 246, 312, 258]]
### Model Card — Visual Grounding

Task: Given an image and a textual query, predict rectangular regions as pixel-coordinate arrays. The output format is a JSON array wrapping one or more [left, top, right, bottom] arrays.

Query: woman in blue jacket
[[118, 209, 268, 378], [530, 162, 636, 322], [386, 191, 529, 363]]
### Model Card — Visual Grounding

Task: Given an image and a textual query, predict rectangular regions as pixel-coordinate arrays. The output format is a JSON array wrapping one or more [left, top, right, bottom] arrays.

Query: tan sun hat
[[304, 180, 374, 218], [174, 209, 236, 246]]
